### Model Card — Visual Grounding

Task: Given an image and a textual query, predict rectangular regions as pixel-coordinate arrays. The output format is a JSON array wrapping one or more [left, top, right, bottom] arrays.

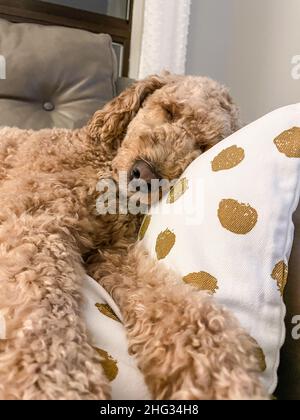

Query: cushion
[[116, 77, 135, 96], [0, 18, 117, 130], [276, 204, 300, 399], [81, 275, 150, 400], [140, 103, 300, 394]]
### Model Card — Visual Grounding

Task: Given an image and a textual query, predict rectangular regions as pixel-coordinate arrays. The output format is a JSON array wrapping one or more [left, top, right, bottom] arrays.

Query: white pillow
[[82, 275, 150, 400], [140, 103, 300, 394]]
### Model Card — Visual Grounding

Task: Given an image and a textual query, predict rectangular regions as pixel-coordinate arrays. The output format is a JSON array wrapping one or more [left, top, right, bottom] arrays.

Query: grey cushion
[[0, 18, 117, 129]]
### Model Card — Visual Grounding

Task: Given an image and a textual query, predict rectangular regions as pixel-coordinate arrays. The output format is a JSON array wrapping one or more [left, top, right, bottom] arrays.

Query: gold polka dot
[[212, 145, 245, 172], [138, 215, 151, 241], [255, 347, 267, 372], [167, 178, 189, 204], [183, 272, 219, 294], [218, 199, 258, 234], [249, 337, 267, 372], [274, 127, 300, 158], [95, 303, 121, 323], [271, 261, 288, 296], [94, 348, 118, 382], [155, 229, 176, 260]]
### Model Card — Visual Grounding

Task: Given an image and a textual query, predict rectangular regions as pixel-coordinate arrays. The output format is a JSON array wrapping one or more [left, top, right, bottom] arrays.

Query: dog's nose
[[130, 160, 158, 186]]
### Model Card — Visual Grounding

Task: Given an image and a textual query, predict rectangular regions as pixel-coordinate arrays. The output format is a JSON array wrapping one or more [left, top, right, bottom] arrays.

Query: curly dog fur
[[0, 74, 268, 400], [89, 244, 268, 400]]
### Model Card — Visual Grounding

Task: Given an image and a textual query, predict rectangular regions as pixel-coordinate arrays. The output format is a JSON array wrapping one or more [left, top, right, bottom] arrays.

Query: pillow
[[0, 18, 117, 129], [82, 276, 150, 400], [139, 103, 300, 394], [276, 206, 300, 399]]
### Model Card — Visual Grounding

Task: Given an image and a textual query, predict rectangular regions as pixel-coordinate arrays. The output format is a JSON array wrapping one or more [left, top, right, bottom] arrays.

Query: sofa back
[[0, 18, 120, 129]]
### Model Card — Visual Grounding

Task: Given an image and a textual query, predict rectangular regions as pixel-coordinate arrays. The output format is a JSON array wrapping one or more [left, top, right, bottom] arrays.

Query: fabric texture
[[138, 0, 191, 79], [82, 276, 150, 400], [140, 103, 300, 394], [0, 18, 117, 130], [276, 205, 300, 399]]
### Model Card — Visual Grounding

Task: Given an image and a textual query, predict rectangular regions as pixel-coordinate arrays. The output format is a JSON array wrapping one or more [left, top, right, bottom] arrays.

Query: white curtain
[[138, 0, 192, 79]]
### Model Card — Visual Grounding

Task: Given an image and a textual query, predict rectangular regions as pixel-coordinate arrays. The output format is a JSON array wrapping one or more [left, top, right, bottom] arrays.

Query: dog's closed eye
[[162, 103, 182, 122], [164, 105, 174, 121]]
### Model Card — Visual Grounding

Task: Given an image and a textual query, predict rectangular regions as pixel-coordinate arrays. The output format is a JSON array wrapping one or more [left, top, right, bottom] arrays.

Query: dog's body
[[0, 74, 268, 399]]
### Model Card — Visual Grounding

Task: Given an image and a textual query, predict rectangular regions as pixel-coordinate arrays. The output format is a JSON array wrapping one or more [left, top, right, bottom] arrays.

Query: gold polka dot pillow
[[140, 104, 300, 394]]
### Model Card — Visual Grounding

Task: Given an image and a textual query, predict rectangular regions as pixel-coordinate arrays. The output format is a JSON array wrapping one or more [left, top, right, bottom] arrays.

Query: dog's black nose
[[130, 160, 158, 185], [132, 167, 141, 179]]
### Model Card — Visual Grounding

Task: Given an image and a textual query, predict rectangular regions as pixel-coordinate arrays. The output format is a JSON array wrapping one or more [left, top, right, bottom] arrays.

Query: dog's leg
[[0, 214, 110, 400], [88, 244, 268, 400]]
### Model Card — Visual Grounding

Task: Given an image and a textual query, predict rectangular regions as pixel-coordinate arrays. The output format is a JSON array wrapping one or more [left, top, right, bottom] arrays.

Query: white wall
[[187, 0, 300, 123]]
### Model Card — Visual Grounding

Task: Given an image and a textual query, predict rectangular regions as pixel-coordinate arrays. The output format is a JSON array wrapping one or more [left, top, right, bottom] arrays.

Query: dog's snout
[[130, 160, 158, 185]]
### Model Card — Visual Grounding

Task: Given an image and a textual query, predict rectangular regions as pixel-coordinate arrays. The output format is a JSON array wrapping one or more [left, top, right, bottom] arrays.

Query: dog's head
[[89, 74, 240, 198]]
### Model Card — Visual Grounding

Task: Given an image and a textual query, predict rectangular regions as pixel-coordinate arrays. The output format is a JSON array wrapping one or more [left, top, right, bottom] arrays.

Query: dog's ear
[[88, 74, 168, 145]]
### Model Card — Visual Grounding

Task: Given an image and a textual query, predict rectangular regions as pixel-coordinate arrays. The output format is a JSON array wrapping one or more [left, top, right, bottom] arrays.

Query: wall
[[186, 0, 300, 123]]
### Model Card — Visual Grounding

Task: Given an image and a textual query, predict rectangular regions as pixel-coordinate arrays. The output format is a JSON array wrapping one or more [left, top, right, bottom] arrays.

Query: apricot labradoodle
[[0, 74, 267, 400]]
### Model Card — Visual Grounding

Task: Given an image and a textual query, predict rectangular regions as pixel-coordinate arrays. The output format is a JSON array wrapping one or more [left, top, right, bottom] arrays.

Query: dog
[[0, 73, 267, 399]]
